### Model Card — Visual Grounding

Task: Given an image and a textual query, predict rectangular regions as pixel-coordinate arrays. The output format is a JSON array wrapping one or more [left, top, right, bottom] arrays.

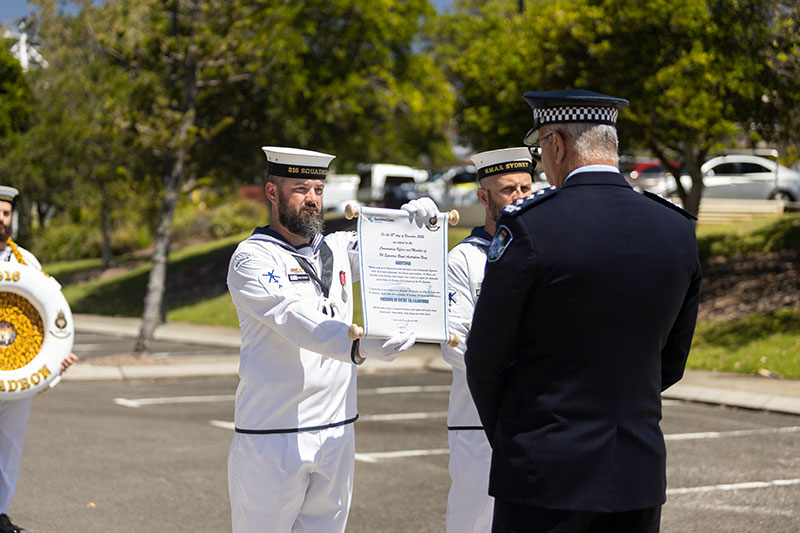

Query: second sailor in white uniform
[[441, 148, 535, 532], [226, 147, 438, 533]]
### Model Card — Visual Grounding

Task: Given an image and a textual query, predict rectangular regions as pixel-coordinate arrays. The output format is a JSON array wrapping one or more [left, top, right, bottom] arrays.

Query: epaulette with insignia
[[499, 187, 559, 217], [642, 191, 697, 220]]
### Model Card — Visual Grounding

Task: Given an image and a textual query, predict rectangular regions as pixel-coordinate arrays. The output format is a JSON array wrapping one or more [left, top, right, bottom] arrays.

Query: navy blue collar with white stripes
[[461, 226, 493, 248], [251, 226, 324, 254]]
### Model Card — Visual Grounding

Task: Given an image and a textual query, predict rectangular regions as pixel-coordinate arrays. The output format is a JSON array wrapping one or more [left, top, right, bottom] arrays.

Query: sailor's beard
[[278, 196, 324, 239]]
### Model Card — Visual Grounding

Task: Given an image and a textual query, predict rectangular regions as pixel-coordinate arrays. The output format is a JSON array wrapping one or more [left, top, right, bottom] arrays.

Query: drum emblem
[[0, 321, 17, 348], [55, 310, 68, 330]]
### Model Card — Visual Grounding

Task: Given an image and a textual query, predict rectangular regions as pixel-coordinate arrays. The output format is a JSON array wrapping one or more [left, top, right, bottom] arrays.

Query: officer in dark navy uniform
[[464, 90, 702, 533]]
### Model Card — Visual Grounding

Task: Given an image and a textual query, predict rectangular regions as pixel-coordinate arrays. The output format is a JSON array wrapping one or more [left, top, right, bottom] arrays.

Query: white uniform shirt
[[227, 227, 360, 432], [1, 243, 42, 270], [442, 227, 492, 428]]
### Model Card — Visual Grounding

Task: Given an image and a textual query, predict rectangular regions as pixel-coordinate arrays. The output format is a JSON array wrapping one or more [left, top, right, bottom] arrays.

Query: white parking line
[[114, 386, 448, 409], [355, 448, 450, 463], [73, 343, 121, 350], [359, 385, 450, 395], [359, 411, 447, 422], [114, 394, 234, 408], [667, 478, 800, 495], [665, 425, 800, 441]]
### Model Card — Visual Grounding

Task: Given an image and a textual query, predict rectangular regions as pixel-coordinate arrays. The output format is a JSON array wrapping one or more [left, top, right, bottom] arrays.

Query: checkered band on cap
[[534, 106, 619, 126]]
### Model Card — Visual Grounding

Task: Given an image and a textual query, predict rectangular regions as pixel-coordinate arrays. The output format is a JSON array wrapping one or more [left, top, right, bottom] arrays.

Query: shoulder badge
[[500, 187, 559, 217], [232, 252, 252, 271], [642, 191, 697, 220], [488, 225, 513, 262]]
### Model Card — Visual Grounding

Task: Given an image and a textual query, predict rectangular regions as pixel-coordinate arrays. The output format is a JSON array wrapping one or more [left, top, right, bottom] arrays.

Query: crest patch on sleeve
[[233, 252, 252, 271], [488, 225, 513, 262]]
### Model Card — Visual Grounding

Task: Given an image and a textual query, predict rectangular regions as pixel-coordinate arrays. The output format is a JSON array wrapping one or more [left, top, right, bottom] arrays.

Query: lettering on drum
[[0, 364, 51, 394]]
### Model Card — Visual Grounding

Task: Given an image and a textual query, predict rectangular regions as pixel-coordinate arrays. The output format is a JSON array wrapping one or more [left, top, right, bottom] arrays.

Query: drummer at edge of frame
[[0, 185, 78, 533], [440, 147, 536, 532], [224, 146, 442, 533]]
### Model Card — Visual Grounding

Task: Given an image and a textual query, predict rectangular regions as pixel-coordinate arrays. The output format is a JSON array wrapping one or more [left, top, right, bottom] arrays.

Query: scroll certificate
[[357, 206, 449, 343]]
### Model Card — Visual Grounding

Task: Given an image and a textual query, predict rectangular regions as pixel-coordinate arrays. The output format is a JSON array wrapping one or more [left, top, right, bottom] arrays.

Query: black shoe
[[0, 513, 22, 533]]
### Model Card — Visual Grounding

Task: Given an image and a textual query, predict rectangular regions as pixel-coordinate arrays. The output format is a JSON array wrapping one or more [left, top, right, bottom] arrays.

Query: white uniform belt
[[235, 414, 359, 435]]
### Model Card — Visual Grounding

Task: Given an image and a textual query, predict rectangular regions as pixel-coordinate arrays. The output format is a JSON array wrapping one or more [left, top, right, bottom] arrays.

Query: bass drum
[[0, 262, 74, 400]]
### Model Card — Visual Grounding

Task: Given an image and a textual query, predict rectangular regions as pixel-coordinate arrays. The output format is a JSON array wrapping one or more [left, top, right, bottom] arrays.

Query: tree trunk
[[133, 171, 181, 354], [133, 0, 199, 354], [680, 146, 708, 218], [100, 199, 114, 269]]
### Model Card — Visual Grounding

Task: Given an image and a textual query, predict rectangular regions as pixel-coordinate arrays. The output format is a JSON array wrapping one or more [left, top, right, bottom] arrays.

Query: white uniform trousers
[[228, 423, 355, 533], [446, 429, 493, 533], [0, 398, 32, 513]]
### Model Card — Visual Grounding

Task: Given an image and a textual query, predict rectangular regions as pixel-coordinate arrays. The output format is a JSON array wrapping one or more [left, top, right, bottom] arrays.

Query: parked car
[[322, 174, 361, 214], [357, 163, 429, 208], [624, 160, 684, 190], [648, 154, 800, 201], [419, 165, 479, 207]]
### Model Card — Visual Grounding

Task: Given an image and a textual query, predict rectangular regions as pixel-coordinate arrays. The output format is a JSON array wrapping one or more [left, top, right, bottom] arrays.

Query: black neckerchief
[[251, 226, 333, 298], [295, 242, 334, 298]]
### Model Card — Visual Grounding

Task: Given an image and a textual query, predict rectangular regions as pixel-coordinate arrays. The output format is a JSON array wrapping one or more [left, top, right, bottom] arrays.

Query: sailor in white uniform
[[226, 147, 438, 533], [441, 148, 535, 532], [0, 186, 77, 533]]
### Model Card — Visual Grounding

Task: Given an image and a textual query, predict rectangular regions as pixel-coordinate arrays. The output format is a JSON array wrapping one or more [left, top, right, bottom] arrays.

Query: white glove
[[359, 331, 417, 362], [400, 197, 440, 219]]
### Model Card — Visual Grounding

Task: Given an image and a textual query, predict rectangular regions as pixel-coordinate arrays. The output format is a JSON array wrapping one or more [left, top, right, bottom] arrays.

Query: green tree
[[437, 0, 791, 215], [434, 0, 531, 152], [0, 42, 31, 138], [287, 0, 454, 167], [4, 2, 139, 266], [758, 0, 800, 165], [90, 0, 453, 352]]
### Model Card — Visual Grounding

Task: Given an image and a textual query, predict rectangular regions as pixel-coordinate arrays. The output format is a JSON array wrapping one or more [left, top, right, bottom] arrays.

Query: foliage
[[689, 307, 800, 378], [756, 0, 800, 159], [31, 213, 151, 262], [433, 0, 532, 151], [2, 2, 142, 263], [435, 0, 798, 215], [171, 198, 266, 242], [61, 232, 246, 316], [0, 43, 31, 137], [696, 213, 800, 262]]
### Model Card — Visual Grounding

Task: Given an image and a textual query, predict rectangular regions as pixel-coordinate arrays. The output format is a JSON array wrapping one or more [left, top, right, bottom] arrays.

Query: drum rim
[[0, 263, 74, 399]]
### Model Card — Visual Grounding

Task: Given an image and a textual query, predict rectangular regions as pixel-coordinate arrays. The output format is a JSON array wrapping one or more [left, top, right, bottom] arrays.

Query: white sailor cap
[[0, 186, 19, 205], [261, 146, 336, 179], [522, 89, 629, 146], [470, 147, 533, 181]]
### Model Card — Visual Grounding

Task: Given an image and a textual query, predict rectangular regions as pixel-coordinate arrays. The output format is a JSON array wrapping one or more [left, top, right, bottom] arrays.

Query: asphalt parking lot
[[10, 366, 800, 532]]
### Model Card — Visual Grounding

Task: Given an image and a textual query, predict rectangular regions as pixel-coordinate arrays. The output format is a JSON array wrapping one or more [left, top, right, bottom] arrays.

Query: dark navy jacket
[[464, 171, 702, 512]]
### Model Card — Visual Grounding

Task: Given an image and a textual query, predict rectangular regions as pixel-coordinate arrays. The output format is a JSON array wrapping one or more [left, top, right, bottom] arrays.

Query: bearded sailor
[[226, 147, 439, 533]]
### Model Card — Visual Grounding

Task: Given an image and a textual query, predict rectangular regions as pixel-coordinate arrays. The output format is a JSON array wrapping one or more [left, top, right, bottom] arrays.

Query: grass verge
[[688, 307, 800, 378]]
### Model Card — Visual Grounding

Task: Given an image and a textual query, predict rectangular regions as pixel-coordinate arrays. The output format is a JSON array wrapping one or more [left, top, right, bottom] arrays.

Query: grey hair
[[552, 123, 619, 165]]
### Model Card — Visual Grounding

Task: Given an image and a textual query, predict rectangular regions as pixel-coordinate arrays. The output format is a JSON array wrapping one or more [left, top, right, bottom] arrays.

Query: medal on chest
[[339, 270, 348, 302]]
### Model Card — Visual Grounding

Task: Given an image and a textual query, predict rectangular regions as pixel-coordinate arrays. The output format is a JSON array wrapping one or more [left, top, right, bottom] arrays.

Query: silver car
[[649, 154, 800, 201]]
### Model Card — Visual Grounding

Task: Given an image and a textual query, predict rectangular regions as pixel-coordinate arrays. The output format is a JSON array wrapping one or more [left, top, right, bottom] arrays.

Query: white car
[[323, 174, 361, 214], [648, 155, 800, 201]]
